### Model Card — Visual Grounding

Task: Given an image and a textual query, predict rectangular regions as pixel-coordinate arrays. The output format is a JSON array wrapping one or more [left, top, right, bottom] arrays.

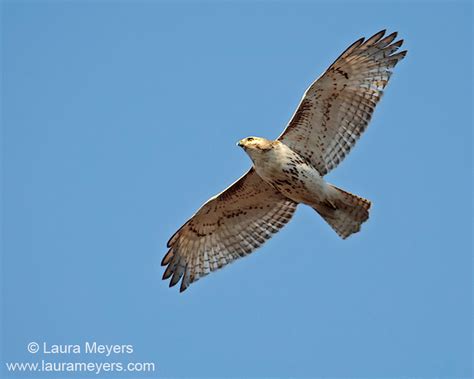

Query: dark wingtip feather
[[351, 37, 365, 50], [379, 32, 398, 47], [329, 36, 365, 65], [161, 250, 173, 266], [179, 283, 188, 293], [169, 272, 180, 287], [166, 233, 176, 248], [167, 222, 188, 248], [169, 264, 185, 287], [392, 39, 404, 48], [365, 29, 386, 45], [386, 31, 398, 40], [162, 268, 173, 280], [394, 50, 408, 59]]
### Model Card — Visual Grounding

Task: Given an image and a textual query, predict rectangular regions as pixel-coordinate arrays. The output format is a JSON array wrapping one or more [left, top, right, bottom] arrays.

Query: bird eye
[[247, 137, 254, 142]]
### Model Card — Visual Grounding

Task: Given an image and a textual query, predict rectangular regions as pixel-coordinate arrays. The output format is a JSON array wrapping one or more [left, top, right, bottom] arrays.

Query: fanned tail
[[313, 185, 371, 239]]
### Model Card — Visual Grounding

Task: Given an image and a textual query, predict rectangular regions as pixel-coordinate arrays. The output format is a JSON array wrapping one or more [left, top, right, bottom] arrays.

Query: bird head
[[237, 136, 277, 164], [237, 136, 275, 150]]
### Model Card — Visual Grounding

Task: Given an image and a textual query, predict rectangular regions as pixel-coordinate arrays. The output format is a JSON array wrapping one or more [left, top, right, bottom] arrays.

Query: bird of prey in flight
[[162, 30, 406, 292]]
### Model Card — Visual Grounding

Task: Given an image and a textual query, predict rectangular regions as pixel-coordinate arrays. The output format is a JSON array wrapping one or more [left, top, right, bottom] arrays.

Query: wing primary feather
[[162, 258, 177, 280], [363, 29, 386, 46], [161, 248, 174, 266], [378, 32, 398, 48], [169, 259, 185, 287], [331, 37, 365, 64], [179, 264, 190, 292]]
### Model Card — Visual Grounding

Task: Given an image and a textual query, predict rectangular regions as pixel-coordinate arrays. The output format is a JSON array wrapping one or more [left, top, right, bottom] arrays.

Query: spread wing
[[162, 168, 297, 292], [278, 30, 407, 176]]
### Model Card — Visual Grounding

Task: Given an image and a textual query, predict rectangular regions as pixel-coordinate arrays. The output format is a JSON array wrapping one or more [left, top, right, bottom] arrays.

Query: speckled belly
[[254, 151, 329, 206]]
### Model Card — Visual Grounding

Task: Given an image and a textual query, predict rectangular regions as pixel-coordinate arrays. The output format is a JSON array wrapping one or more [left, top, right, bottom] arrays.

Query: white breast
[[251, 142, 330, 205]]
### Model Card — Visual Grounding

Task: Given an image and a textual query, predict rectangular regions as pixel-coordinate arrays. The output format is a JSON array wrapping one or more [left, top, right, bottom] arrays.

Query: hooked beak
[[237, 139, 245, 148]]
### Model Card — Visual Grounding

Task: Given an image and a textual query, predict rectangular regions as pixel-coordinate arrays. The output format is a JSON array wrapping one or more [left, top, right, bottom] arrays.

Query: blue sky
[[1, 1, 472, 378]]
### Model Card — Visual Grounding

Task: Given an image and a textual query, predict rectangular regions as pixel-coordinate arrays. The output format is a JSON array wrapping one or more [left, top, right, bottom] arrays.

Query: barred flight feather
[[163, 169, 297, 292], [279, 30, 406, 175]]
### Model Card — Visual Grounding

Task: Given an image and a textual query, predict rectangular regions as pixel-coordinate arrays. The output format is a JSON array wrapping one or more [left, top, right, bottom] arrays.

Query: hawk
[[162, 30, 406, 292]]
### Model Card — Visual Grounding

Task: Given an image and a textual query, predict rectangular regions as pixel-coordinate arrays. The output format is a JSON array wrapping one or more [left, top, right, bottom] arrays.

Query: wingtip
[[162, 267, 172, 280], [388, 31, 398, 39], [160, 255, 168, 267], [397, 50, 408, 58], [167, 223, 186, 248], [353, 37, 365, 48], [363, 29, 387, 47], [161, 249, 174, 266], [381, 31, 398, 46], [393, 39, 404, 47], [374, 29, 387, 39], [169, 279, 178, 288], [179, 284, 188, 293]]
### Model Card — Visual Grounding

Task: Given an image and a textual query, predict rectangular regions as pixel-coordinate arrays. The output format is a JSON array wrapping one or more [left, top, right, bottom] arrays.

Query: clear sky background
[[1, 1, 472, 378]]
